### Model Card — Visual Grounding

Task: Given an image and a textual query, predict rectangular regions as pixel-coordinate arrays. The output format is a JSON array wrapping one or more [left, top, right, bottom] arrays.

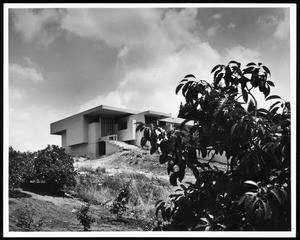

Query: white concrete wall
[[51, 114, 88, 147], [130, 113, 145, 147], [67, 143, 89, 157], [61, 131, 67, 149], [87, 122, 100, 157], [116, 115, 139, 142]]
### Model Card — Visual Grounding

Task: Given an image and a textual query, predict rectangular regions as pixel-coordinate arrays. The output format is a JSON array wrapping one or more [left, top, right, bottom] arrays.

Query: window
[[158, 121, 166, 127], [118, 121, 127, 131]]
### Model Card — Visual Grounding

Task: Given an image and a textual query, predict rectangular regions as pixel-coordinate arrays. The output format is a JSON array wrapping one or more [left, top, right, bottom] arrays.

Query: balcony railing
[[99, 134, 118, 142]]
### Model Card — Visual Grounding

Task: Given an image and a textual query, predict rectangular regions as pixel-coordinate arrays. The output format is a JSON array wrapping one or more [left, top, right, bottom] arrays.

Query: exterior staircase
[[106, 140, 141, 152]]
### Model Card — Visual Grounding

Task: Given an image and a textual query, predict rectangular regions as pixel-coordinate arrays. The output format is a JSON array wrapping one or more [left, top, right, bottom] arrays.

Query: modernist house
[[50, 105, 186, 157]]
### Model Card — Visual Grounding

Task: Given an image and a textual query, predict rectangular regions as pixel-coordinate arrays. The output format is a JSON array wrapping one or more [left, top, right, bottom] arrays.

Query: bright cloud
[[80, 41, 221, 116], [62, 8, 200, 70], [224, 45, 260, 64], [9, 106, 64, 151], [73, 8, 263, 116], [9, 63, 45, 83], [210, 13, 222, 20]]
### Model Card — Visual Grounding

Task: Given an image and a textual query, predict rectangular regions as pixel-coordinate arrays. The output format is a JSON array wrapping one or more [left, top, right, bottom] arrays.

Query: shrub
[[138, 61, 291, 231], [76, 203, 96, 231], [109, 181, 131, 220], [34, 145, 77, 191], [95, 166, 106, 175], [9, 147, 35, 189], [14, 206, 44, 231]]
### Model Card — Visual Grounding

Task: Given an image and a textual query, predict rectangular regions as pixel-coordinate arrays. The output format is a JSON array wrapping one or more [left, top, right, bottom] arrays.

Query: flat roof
[[139, 110, 172, 118], [51, 105, 172, 124], [51, 105, 139, 124], [159, 117, 194, 126], [83, 105, 139, 117]]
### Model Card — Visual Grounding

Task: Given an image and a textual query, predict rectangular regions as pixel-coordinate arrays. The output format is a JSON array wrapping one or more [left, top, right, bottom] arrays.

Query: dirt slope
[[9, 150, 164, 232], [9, 150, 227, 232]]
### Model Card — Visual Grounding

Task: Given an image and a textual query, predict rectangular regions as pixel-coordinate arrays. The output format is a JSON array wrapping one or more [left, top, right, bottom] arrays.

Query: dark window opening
[[158, 121, 166, 127], [145, 116, 157, 125], [118, 121, 128, 131]]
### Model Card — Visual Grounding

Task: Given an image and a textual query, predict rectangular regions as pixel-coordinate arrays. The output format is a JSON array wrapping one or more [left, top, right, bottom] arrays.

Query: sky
[[5, 4, 295, 152]]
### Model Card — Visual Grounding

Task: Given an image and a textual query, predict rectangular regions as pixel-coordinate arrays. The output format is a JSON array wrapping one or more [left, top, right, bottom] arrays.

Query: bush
[[138, 61, 291, 231], [9, 147, 35, 189], [76, 204, 95, 231], [34, 145, 77, 191], [14, 205, 44, 231], [109, 181, 131, 220]]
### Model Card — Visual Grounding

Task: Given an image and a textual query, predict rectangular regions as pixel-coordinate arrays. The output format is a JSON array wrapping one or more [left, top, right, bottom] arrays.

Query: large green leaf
[[246, 62, 256, 67], [170, 172, 178, 186], [265, 95, 281, 101], [175, 83, 184, 95], [245, 193, 257, 219], [211, 64, 222, 73], [242, 89, 248, 103]]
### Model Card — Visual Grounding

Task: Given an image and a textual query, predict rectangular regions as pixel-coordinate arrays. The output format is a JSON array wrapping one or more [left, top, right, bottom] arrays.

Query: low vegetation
[[9, 146, 173, 231]]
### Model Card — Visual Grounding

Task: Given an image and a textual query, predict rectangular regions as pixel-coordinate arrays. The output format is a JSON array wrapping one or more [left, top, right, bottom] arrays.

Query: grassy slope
[[9, 149, 227, 232]]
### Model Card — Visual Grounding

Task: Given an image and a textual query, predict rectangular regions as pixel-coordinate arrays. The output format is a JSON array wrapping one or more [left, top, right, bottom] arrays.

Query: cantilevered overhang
[[50, 105, 139, 135], [139, 110, 172, 119], [159, 117, 194, 126], [83, 105, 139, 117]]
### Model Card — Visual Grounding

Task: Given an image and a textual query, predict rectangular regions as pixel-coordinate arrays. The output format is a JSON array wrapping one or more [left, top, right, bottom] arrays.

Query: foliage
[[14, 206, 44, 231], [34, 145, 77, 191], [138, 61, 291, 231], [136, 122, 166, 154], [9, 147, 36, 189], [109, 181, 131, 220], [76, 203, 96, 231]]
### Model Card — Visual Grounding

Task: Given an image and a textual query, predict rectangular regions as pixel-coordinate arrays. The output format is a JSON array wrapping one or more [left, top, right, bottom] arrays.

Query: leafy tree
[[34, 145, 77, 191], [9, 147, 36, 189], [138, 61, 290, 231]]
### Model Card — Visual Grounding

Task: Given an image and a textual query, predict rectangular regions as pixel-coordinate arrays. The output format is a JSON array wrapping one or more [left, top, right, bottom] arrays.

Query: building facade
[[50, 105, 183, 157]]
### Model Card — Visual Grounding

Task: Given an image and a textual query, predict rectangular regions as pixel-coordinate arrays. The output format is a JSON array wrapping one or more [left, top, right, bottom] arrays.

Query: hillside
[[9, 149, 227, 232]]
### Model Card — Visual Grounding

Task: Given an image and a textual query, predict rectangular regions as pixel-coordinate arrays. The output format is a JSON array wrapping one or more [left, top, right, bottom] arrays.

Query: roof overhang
[[159, 117, 194, 126], [140, 110, 172, 119], [83, 105, 139, 117]]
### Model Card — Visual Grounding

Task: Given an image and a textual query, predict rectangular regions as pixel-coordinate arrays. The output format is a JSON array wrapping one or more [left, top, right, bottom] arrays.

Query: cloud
[[61, 8, 163, 48], [9, 63, 45, 83], [61, 8, 200, 70], [257, 9, 290, 41], [206, 24, 221, 37], [10, 8, 63, 46], [9, 87, 26, 101], [224, 45, 260, 64], [9, 106, 64, 151], [257, 14, 277, 27], [79, 41, 221, 116], [274, 9, 289, 40], [228, 22, 236, 30], [78, 91, 128, 113], [65, 8, 224, 116], [210, 13, 222, 21]]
